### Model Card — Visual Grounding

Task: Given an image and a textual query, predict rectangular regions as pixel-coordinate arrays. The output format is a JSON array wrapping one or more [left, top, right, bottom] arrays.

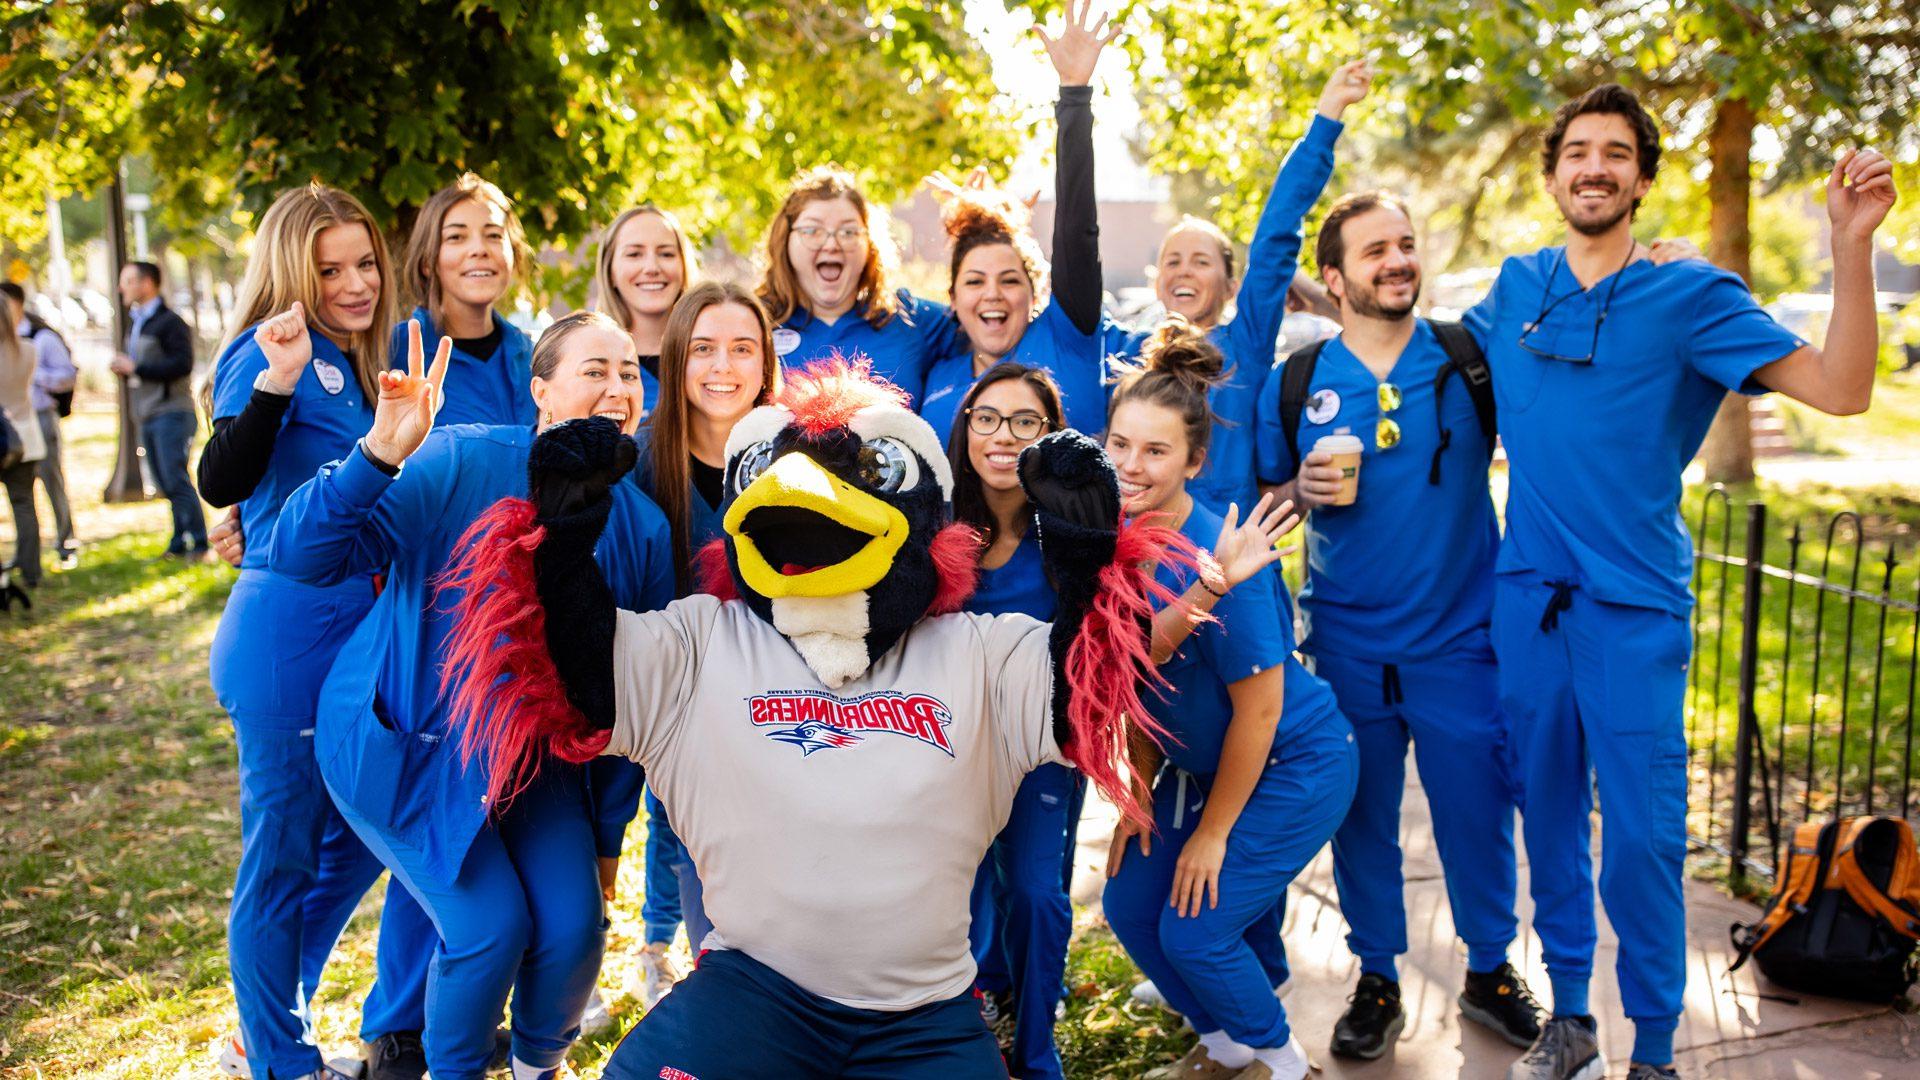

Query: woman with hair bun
[[917, 1, 1118, 445], [1100, 319, 1357, 1080]]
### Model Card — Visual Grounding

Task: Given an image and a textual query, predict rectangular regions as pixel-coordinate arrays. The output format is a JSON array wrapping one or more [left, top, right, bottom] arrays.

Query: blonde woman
[[595, 204, 699, 422], [196, 183, 397, 1080]]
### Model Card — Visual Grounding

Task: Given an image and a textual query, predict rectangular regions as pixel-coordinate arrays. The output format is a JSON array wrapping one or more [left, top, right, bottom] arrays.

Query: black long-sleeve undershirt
[[1051, 84, 1103, 337], [196, 389, 291, 508]]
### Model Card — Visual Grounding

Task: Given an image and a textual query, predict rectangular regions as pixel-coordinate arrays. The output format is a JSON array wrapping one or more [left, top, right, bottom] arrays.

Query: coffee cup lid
[[1313, 433, 1365, 455]]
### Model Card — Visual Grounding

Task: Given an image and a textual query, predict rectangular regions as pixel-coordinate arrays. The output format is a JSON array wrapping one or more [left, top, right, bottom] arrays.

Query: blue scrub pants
[[967, 762, 1083, 1079], [1314, 643, 1520, 979], [330, 769, 607, 1080], [601, 948, 1006, 1080], [229, 719, 388, 1079], [642, 788, 687, 946], [1492, 577, 1689, 1064], [1104, 720, 1357, 1049]]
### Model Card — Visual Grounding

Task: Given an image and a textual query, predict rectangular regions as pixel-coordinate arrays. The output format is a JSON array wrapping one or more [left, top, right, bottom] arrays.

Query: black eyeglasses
[[1516, 246, 1633, 364], [966, 406, 1050, 442]]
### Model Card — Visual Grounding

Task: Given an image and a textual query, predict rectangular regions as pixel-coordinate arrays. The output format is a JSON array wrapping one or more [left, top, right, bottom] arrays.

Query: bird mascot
[[438, 358, 1199, 1079]]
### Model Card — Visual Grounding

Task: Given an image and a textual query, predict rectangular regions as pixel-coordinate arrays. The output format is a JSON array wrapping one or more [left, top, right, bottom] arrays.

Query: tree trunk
[[1699, 95, 1758, 484]]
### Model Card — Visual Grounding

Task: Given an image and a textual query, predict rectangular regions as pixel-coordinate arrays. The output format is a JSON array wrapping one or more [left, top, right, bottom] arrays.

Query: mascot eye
[[731, 441, 779, 493], [855, 437, 919, 493]]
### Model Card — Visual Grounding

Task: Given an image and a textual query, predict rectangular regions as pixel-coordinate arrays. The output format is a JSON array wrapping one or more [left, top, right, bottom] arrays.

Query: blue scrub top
[[267, 424, 676, 884], [211, 327, 376, 573], [773, 289, 957, 406], [637, 362, 661, 426], [208, 326, 379, 723], [628, 428, 727, 595], [1151, 501, 1343, 776], [1107, 116, 1343, 518], [1253, 323, 1499, 663], [391, 306, 536, 427], [919, 302, 1114, 445], [967, 530, 1058, 622], [1463, 251, 1802, 615]]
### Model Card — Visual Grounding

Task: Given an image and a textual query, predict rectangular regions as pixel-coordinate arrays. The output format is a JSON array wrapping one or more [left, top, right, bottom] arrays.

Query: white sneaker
[[1131, 979, 1175, 1012], [218, 1034, 251, 1078], [640, 941, 682, 1008], [580, 987, 616, 1038]]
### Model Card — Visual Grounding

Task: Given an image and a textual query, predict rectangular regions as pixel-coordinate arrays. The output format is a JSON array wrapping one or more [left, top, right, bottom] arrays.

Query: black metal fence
[[1686, 487, 1919, 890]]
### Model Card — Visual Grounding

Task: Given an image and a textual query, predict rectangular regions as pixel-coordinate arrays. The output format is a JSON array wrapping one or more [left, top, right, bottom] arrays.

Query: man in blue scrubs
[[1462, 85, 1898, 1080], [1257, 189, 1538, 1062]]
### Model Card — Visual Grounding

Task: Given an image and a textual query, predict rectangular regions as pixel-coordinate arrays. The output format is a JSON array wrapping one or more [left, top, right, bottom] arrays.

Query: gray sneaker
[[1507, 1016, 1603, 1080], [1625, 1066, 1680, 1080]]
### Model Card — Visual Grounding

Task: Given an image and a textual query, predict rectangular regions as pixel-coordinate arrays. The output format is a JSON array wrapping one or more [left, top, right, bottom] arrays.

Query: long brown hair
[[402, 173, 531, 327], [946, 362, 1065, 547], [1107, 315, 1224, 465], [594, 205, 699, 333], [755, 165, 901, 329], [203, 183, 396, 415], [651, 281, 782, 590]]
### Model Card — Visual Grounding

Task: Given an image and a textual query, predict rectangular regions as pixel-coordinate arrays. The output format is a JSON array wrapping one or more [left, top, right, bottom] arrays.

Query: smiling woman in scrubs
[[1100, 319, 1356, 1080], [198, 184, 399, 1080]]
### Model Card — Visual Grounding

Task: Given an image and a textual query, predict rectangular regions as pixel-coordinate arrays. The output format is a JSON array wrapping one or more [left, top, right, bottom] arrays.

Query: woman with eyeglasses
[[1101, 319, 1354, 1080], [755, 167, 953, 406], [917, 3, 1118, 449]]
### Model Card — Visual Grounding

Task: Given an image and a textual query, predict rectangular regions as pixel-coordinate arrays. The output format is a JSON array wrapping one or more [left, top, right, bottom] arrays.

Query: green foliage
[[1121, 0, 1918, 274], [2, 1, 1023, 285]]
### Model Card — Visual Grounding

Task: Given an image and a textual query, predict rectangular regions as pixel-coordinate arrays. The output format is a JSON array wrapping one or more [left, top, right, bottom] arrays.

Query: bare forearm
[[1819, 236, 1880, 412], [1150, 581, 1220, 665]]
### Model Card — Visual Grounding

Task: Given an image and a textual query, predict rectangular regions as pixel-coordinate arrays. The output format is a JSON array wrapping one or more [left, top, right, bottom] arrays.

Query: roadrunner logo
[[747, 690, 955, 757]]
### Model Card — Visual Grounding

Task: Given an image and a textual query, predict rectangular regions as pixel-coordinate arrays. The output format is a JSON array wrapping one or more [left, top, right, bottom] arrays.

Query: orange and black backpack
[[1730, 816, 1920, 1001]]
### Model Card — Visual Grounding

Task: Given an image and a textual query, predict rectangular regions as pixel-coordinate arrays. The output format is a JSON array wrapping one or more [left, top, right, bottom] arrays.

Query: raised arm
[[1037, 0, 1118, 336], [266, 321, 452, 585], [1226, 60, 1371, 364], [1752, 149, 1898, 415]]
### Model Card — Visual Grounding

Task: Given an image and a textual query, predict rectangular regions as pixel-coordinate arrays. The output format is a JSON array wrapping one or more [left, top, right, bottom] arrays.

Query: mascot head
[[699, 357, 980, 687]]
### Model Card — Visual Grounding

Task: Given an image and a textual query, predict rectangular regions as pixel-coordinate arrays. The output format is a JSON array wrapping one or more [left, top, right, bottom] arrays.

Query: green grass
[[1682, 480, 1920, 887]]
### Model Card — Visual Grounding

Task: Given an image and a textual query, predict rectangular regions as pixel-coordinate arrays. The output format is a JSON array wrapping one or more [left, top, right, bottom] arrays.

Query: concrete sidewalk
[[1067, 764, 1918, 1079]]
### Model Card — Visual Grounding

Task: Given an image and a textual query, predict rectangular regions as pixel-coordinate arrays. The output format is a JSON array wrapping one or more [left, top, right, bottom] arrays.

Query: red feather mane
[[781, 353, 911, 435]]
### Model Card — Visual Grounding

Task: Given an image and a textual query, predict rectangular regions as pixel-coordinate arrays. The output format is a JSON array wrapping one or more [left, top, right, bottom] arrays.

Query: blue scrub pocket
[[1594, 606, 1691, 737], [1490, 334, 1545, 414], [331, 703, 441, 843]]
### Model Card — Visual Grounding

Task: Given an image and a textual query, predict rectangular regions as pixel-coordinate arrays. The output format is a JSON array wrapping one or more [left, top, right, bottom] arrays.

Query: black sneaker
[[1329, 972, 1405, 1060], [1460, 962, 1544, 1048], [362, 1032, 427, 1080], [1624, 1066, 1680, 1080]]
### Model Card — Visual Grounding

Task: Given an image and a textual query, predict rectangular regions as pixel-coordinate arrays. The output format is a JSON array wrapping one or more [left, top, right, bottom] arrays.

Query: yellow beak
[[722, 451, 910, 599]]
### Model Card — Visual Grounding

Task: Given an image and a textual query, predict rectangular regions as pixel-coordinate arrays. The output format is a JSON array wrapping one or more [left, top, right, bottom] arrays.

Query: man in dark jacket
[[111, 261, 207, 558]]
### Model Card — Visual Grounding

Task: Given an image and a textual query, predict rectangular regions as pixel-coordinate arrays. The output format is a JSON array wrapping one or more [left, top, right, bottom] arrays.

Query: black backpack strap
[[1424, 319, 1495, 485], [1274, 339, 1328, 481]]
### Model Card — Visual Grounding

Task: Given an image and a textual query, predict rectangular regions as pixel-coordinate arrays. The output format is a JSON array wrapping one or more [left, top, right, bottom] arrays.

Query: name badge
[[772, 327, 801, 358], [312, 358, 346, 395], [1304, 389, 1340, 426]]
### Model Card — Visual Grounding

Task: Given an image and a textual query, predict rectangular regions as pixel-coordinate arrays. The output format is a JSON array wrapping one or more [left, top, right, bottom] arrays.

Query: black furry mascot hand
[[528, 417, 639, 732], [1019, 431, 1124, 751]]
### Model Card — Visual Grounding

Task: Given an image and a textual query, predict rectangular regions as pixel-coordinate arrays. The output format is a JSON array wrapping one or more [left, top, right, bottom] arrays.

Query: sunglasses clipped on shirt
[[966, 406, 1051, 442], [1516, 246, 1634, 364], [1375, 381, 1403, 451]]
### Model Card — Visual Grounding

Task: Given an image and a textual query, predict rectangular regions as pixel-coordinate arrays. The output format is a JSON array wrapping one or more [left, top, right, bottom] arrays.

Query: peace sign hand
[[253, 303, 313, 394], [1206, 493, 1301, 592], [1036, 0, 1119, 88], [362, 318, 451, 468]]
